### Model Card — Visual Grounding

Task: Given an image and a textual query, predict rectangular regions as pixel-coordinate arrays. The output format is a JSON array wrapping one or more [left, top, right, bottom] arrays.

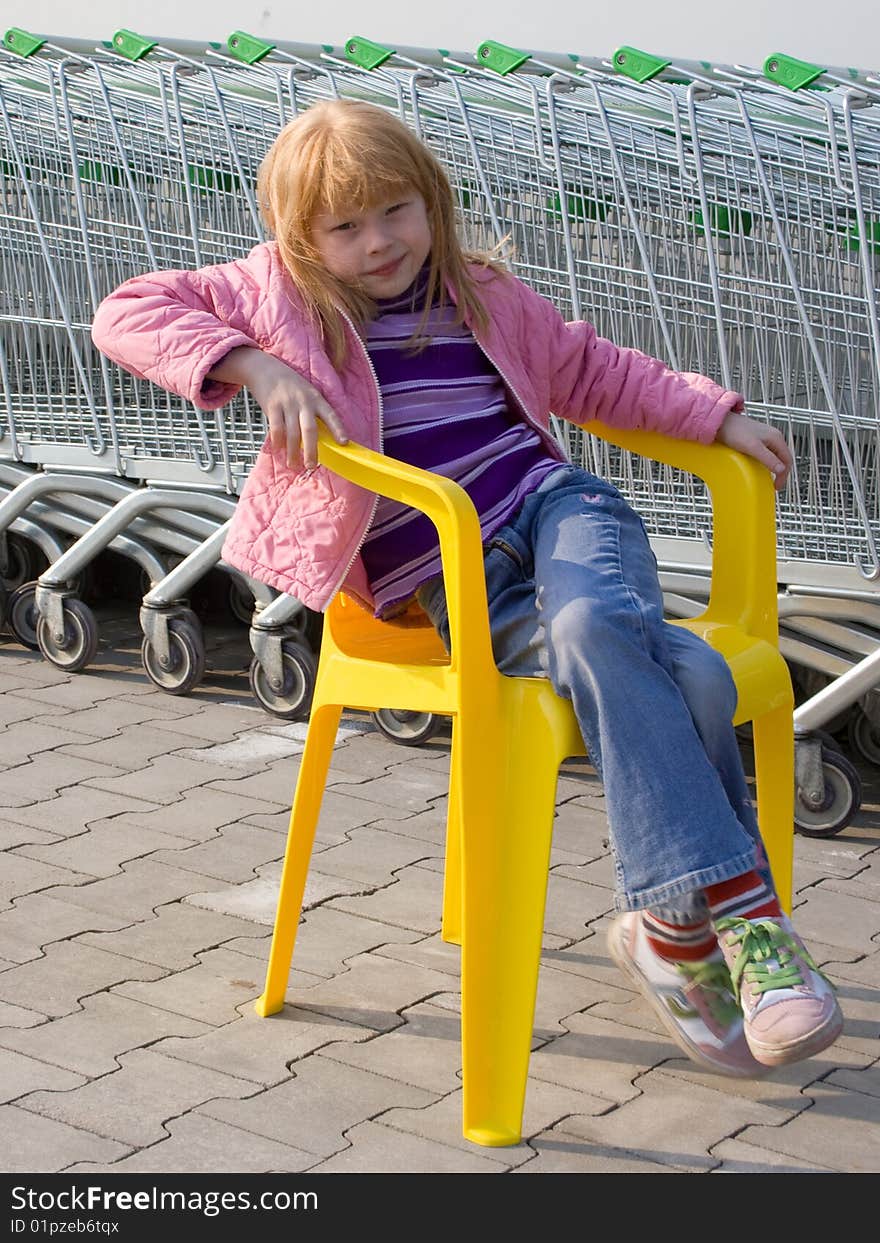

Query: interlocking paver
[[43, 857, 235, 922], [14, 821, 192, 879], [185, 859, 365, 926], [325, 766, 449, 813], [25, 696, 193, 739], [0, 636, 878, 1176], [649, 1035, 874, 1100], [372, 932, 461, 981], [0, 992, 211, 1076], [528, 1008, 678, 1104], [319, 1001, 463, 1094], [147, 822, 285, 883], [519, 1128, 680, 1173], [826, 1062, 880, 1098], [203, 762, 305, 807], [246, 905, 422, 980], [68, 1112, 315, 1173], [7, 786, 162, 838], [83, 753, 248, 804], [0, 940, 166, 1018], [0, 853, 90, 911], [0, 1046, 84, 1102], [0, 893, 129, 966], [729, 1081, 880, 1172], [554, 1068, 787, 1171], [0, 821, 60, 851], [329, 860, 445, 933], [146, 703, 279, 742], [790, 886, 880, 954], [378, 1082, 599, 1164], [114, 945, 319, 1025], [0, 694, 68, 730], [0, 753, 128, 809], [155, 1004, 372, 1086], [830, 947, 880, 987], [710, 1137, 833, 1172], [59, 724, 214, 772], [78, 902, 268, 970], [0, 1104, 129, 1172], [297, 825, 440, 886], [283, 949, 458, 1034], [0, 721, 92, 766], [0, 667, 69, 695], [200, 1054, 435, 1158], [0, 999, 43, 1029], [820, 853, 880, 901], [309, 1118, 502, 1172], [361, 808, 447, 847], [240, 785, 419, 842], [7, 676, 137, 709], [18, 1046, 257, 1147], [553, 853, 617, 892], [121, 787, 285, 842]]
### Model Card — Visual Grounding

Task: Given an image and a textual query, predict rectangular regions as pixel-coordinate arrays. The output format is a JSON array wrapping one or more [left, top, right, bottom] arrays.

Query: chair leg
[[458, 723, 561, 1146], [752, 701, 795, 914], [441, 722, 462, 946], [255, 701, 342, 1017]]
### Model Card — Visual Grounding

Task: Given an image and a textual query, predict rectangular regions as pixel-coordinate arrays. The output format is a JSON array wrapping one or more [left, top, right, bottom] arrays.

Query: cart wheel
[[248, 639, 316, 721], [7, 582, 40, 650], [141, 618, 206, 695], [1, 534, 38, 592], [227, 580, 255, 626], [36, 598, 99, 672], [795, 745, 862, 837], [371, 708, 442, 746], [847, 709, 880, 768]]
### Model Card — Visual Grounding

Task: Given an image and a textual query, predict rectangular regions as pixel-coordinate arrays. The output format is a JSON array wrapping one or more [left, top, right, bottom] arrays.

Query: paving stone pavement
[[1, 608, 879, 1177]]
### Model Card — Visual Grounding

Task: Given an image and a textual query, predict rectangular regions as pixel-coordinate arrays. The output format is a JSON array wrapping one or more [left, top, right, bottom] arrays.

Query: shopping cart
[[0, 29, 323, 714], [2, 27, 878, 828]]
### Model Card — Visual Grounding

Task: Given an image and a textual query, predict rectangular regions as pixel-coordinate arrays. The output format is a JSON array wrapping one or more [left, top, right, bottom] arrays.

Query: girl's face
[[310, 191, 432, 300]]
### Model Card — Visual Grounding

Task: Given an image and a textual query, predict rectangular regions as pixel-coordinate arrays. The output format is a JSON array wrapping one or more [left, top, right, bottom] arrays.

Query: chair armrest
[[583, 420, 780, 643], [316, 426, 496, 679]]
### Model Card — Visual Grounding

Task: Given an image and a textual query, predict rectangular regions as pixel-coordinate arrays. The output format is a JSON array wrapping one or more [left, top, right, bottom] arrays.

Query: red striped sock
[[704, 870, 782, 926], [641, 911, 718, 963]]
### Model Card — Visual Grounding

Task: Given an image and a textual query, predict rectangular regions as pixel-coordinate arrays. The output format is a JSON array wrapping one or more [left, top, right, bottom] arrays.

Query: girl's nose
[[364, 220, 391, 252]]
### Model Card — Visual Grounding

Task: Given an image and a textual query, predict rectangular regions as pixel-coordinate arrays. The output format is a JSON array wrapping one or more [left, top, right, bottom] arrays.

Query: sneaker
[[715, 915, 844, 1067], [607, 912, 767, 1077]]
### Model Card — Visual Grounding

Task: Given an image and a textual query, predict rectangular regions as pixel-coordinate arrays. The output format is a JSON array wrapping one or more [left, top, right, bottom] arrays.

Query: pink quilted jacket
[[91, 242, 743, 611]]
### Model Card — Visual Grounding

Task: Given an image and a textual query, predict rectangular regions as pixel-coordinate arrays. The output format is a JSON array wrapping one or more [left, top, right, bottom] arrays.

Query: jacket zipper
[[324, 310, 384, 604]]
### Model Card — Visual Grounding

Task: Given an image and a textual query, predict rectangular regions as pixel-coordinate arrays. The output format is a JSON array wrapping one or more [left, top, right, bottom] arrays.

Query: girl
[[92, 97, 842, 1077]]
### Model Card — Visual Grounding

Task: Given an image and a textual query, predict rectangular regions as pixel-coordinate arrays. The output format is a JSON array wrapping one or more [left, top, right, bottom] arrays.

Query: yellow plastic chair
[[255, 419, 794, 1147]]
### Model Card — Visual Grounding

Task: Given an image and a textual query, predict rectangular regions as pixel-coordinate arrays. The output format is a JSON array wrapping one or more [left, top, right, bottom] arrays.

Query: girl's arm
[[515, 279, 792, 491], [208, 347, 347, 470], [91, 265, 261, 411], [92, 256, 347, 468]]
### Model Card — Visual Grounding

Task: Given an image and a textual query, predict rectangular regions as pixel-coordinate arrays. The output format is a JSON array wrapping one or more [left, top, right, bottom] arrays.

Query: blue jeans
[[416, 465, 773, 918]]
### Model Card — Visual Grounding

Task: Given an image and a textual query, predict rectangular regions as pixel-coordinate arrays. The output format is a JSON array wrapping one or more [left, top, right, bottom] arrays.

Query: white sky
[[10, 0, 880, 72]]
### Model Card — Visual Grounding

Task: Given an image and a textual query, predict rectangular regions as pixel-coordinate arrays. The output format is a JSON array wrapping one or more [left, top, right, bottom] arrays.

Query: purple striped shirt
[[361, 272, 560, 617]]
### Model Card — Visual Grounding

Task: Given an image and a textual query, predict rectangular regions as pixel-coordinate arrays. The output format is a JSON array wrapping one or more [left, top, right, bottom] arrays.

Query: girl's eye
[[386, 202, 408, 215]]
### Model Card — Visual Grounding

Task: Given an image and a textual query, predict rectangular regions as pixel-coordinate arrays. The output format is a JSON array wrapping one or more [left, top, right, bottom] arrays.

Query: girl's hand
[[209, 346, 348, 470], [715, 410, 793, 492]]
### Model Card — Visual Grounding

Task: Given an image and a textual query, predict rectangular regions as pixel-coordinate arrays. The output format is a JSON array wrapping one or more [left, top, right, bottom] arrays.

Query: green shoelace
[[715, 917, 830, 1002], [676, 958, 741, 1026]]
